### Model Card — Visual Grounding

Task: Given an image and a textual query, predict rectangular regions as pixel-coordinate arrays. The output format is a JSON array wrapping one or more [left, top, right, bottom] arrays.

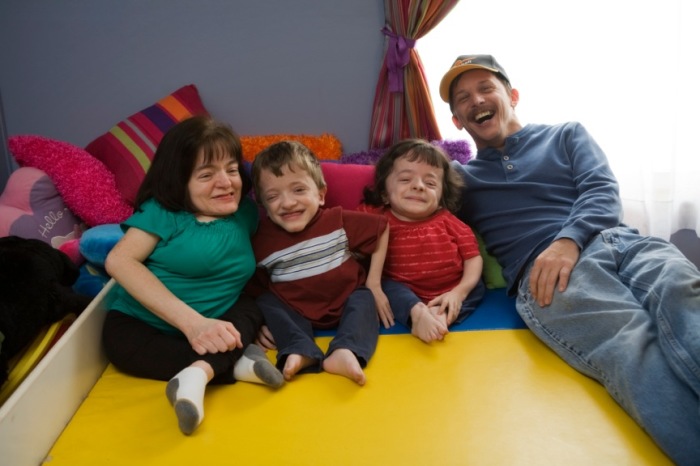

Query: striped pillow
[[85, 85, 209, 205]]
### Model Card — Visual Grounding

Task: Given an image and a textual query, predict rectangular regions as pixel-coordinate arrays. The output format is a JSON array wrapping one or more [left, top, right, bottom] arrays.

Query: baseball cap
[[439, 54, 510, 102]]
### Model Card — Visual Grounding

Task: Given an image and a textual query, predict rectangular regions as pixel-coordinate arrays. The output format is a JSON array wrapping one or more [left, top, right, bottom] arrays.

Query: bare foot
[[411, 304, 448, 343], [322, 349, 366, 386], [282, 354, 316, 381]]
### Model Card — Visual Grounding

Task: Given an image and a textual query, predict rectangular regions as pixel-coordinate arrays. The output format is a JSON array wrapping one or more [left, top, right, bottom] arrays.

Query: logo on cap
[[453, 57, 479, 68]]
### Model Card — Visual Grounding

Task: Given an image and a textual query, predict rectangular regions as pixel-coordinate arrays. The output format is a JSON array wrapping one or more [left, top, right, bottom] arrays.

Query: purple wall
[[0, 0, 385, 164]]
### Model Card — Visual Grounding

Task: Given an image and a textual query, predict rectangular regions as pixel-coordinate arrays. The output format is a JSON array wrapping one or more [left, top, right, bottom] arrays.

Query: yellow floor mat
[[0, 315, 74, 406], [45, 330, 671, 465]]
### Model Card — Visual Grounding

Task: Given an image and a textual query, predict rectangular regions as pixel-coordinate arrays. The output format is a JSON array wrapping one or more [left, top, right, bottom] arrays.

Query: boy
[[250, 141, 389, 386]]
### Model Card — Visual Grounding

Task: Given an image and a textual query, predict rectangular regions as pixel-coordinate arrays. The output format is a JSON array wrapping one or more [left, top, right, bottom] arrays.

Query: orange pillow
[[241, 134, 342, 162]]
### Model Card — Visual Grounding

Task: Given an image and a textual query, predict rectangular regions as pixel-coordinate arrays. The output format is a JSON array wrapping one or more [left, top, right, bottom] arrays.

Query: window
[[418, 0, 700, 237]]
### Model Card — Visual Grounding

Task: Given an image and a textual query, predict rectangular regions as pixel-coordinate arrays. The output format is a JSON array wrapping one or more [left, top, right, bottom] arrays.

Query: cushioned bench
[[0, 160, 672, 465], [43, 287, 671, 465]]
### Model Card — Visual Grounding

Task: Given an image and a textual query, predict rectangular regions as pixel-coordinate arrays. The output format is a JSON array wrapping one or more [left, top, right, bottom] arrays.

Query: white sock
[[165, 366, 208, 435], [233, 344, 285, 388]]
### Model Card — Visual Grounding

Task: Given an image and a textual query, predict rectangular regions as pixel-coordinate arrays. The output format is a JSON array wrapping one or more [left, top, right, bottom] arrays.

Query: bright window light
[[419, 0, 693, 179], [418, 0, 700, 236]]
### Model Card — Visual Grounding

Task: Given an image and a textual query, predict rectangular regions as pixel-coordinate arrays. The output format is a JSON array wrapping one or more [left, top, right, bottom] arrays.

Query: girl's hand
[[427, 289, 465, 326], [186, 316, 242, 355], [368, 285, 394, 329], [255, 325, 277, 351]]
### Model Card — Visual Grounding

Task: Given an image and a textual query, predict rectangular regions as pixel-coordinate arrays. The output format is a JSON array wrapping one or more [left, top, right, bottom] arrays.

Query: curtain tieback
[[382, 27, 415, 93]]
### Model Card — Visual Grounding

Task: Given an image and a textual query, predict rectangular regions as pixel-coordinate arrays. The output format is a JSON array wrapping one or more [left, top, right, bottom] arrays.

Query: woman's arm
[[105, 227, 242, 354]]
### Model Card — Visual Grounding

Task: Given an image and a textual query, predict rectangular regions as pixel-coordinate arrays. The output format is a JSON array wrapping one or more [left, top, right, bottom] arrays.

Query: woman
[[103, 116, 283, 436]]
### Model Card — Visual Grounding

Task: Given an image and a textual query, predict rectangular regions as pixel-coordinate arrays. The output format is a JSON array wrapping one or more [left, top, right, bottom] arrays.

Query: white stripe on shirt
[[259, 228, 351, 283]]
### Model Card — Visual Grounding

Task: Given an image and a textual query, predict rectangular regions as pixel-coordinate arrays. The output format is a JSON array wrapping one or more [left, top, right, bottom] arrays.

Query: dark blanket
[[0, 236, 92, 386]]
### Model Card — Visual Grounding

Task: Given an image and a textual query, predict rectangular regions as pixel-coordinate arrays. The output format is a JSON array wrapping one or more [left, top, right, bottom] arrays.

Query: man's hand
[[529, 238, 580, 307]]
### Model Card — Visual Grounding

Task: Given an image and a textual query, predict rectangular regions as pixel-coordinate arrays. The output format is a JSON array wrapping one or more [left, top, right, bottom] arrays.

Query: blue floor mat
[[317, 288, 526, 337]]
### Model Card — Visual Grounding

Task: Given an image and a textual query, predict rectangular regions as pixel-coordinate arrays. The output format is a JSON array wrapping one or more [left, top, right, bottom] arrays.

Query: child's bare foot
[[282, 354, 316, 381], [322, 349, 366, 386], [411, 304, 448, 343]]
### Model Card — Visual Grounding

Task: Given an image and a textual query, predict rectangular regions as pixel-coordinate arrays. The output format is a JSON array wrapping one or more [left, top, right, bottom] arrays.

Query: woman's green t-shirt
[[110, 197, 258, 334]]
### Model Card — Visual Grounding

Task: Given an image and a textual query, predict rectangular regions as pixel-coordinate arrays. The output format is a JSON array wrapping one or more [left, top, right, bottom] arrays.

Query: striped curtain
[[369, 0, 459, 150]]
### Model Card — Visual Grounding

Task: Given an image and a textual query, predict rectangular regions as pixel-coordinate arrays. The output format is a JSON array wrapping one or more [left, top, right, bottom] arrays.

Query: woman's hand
[[185, 315, 242, 355]]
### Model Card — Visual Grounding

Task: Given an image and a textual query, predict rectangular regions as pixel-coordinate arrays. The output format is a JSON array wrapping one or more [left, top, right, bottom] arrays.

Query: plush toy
[[0, 166, 83, 248], [0, 236, 93, 386]]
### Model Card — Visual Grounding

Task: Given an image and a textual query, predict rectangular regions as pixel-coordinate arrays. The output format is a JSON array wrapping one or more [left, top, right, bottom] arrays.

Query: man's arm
[[534, 123, 619, 306]]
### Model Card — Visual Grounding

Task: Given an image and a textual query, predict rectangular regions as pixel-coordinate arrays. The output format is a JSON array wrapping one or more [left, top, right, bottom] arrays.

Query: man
[[441, 54, 700, 465]]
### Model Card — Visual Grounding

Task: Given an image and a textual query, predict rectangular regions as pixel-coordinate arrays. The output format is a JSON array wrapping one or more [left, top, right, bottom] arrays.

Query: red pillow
[[84, 84, 209, 205], [320, 163, 374, 210]]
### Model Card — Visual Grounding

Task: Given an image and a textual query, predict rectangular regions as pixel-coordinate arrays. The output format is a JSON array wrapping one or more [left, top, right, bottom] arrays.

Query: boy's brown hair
[[251, 140, 326, 203]]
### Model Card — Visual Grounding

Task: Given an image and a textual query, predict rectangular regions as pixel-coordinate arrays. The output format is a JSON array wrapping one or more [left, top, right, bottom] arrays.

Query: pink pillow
[[84, 84, 209, 205], [321, 163, 374, 210], [0, 166, 83, 247], [9, 135, 133, 226]]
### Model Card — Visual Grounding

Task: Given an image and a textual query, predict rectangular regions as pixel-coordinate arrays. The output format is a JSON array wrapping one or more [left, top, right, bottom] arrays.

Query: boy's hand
[[255, 325, 277, 351], [369, 286, 394, 329]]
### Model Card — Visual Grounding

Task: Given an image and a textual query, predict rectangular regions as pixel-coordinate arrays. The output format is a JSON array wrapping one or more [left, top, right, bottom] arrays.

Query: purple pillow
[[340, 139, 473, 165]]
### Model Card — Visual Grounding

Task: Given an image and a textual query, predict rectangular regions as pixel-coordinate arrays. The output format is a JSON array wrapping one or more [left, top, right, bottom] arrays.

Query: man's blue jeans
[[516, 226, 700, 466]]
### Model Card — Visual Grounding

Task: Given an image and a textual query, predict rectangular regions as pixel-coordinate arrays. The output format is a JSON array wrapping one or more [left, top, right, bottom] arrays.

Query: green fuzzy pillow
[[476, 234, 507, 289]]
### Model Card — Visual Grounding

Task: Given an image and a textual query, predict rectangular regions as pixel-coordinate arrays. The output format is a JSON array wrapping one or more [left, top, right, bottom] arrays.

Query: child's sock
[[165, 366, 208, 435], [233, 344, 285, 388]]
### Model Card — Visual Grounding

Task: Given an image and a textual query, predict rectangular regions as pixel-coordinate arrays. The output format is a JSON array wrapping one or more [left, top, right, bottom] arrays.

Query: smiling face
[[384, 155, 444, 222], [187, 150, 243, 222], [450, 69, 522, 150], [258, 163, 327, 233]]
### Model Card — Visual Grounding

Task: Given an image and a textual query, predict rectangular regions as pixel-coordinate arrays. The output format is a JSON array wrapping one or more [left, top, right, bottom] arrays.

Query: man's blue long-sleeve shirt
[[454, 122, 623, 294]]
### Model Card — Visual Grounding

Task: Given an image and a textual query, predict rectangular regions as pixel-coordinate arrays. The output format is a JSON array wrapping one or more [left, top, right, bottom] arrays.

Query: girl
[[360, 139, 485, 343], [103, 116, 283, 436]]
